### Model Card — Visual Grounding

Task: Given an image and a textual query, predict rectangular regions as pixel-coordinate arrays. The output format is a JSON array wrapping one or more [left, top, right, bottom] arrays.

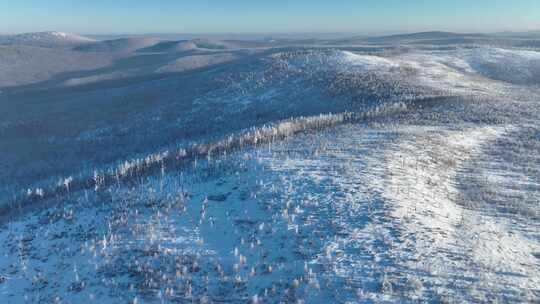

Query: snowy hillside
[[0, 32, 539, 303], [0, 45, 114, 88]]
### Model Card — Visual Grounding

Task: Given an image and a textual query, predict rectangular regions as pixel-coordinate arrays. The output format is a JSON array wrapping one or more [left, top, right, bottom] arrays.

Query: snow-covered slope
[[0, 40, 539, 302], [138, 40, 199, 53], [464, 48, 540, 84], [0, 45, 114, 88], [155, 53, 240, 73]]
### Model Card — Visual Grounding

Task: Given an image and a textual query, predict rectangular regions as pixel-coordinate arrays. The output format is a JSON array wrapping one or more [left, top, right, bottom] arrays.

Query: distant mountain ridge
[[0, 31, 95, 47], [3, 30, 540, 50], [364, 31, 488, 44], [74, 37, 161, 53]]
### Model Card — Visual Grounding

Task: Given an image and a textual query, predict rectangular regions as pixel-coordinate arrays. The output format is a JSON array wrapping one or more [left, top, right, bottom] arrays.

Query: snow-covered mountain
[[0, 32, 539, 303], [74, 37, 161, 53], [138, 39, 247, 53], [0, 31, 95, 48]]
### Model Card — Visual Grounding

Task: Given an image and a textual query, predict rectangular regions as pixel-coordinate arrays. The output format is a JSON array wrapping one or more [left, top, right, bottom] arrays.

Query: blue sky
[[1, 0, 539, 34]]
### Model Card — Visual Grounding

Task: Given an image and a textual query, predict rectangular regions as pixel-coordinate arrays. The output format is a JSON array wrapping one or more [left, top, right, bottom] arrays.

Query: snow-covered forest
[[0, 30, 539, 303]]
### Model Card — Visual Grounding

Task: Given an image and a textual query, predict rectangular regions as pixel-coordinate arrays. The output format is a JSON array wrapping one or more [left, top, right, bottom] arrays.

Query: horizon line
[[2, 28, 540, 37]]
